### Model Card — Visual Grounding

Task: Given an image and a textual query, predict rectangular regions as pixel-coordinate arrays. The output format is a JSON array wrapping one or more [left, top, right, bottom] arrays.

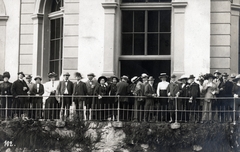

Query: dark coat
[[11, 79, 29, 97], [116, 81, 129, 102], [232, 83, 240, 97], [144, 84, 155, 98], [0, 81, 12, 95], [57, 80, 74, 95], [31, 83, 44, 96], [73, 81, 87, 101], [95, 84, 109, 96], [109, 83, 117, 96], [167, 82, 181, 98], [179, 83, 189, 97], [188, 82, 200, 101], [86, 79, 99, 95], [225, 80, 234, 97]]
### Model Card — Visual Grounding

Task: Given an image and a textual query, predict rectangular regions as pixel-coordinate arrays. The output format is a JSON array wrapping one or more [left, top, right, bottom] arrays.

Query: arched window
[[49, 0, 64, 78]]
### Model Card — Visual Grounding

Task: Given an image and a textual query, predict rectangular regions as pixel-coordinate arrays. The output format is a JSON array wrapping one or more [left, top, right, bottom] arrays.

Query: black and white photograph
[[0, 0, 240, 151]]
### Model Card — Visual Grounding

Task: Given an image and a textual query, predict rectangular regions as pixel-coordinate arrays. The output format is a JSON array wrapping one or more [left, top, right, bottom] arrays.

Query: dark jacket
[[95, 84, 109, 96], [167, 81, 181, 98], [232, 83, 240, 97], [31, 83, 44, 96], [11, 79, 29, 97], [116, 81, 129, 102], [179, 83, 189, 98], [109, 83, 117, 96], [73, 81, 87, 101], [0, 81, 12, 95], [144, 83, 155, 98], [188, 82, 200, 101], [86, 79, 98, 95], [57, 80, 74, 95], [225, 80, 234, 97]]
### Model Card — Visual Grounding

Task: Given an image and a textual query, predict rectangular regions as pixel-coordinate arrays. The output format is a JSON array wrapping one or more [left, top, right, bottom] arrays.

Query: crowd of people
[[0, 70, 240, 123]]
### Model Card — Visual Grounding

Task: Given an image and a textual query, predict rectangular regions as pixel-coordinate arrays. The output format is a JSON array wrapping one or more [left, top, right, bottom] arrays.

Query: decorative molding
[[120, 3, 172, 10], [0, 16, 9, 21], [172, 2, 188, 8], [102, 2, 118, 9], [48, 9, 64, 19], [231, 3, 240, 11], [31, 13, 44, 20]]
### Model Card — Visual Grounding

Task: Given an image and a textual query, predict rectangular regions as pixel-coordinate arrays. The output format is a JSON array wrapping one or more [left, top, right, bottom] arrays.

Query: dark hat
[[18, 72, 25, 77], [233, 75, 240, 83], [87, 73, 95, 77], [148, 76, 155, 81], [171, 74, 177, 78], [110, 75, 119, 82], [214, 70, 221, 75], [131, 76, 140, 83], [159, 73, 168, 79], [121, 75, 129, 81], [48, 72, 57, 78], [178, 75, 189, 81], [63, 72, 70, 76], [34, 75, 42, 81], [25, 75, 32, 79], [204, 73, 216, 80], [222, 72, 229, 77], [188, 75, 195, 79], [75, 72, 82, 78], [141, 73, 149, 79], [3, 72, 10, 79], [98, 76, 107, 83]]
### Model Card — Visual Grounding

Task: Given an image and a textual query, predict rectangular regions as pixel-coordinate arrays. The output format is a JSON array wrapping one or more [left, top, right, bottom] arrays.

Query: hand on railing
[[234, 94, 238, 98]]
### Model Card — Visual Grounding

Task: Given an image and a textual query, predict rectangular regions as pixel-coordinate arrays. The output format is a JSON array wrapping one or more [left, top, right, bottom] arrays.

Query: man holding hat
[[0, 72, 12, 119], [31, 76, 44, 120], [57, 72, 74, 120], [188, 75, 200, 122], [167, 74, 181, 122], [144, 76, 157, 122], [11, 72, 29, 117], [44, 72, 59, 120], [73, 72, 87, 120]]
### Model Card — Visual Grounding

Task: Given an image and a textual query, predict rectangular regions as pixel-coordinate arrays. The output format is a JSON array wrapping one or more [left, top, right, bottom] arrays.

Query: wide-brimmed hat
[[63, 72, 70, 76], [3, 72, 10, 79], [18, 72, 25, 77], [178, 75, 189, 81], [171, 74, 177, 78], [233, 75, 240, 82], [204, 73, 216, 80], [214, 70, 221, 75], [197, 76, 204, 82], [121, 75, 129, 81], [48, 72, 57, 78], [159, 73, 168, 79], [98, 76, 107, 83], [131, 76, 140, 83], [222, 72, 229, 77], [75, 72, 82, 78], [87, 73, 95, 77], [141, 73, 149, 79], [25, 75, 32, 79], [188, 75, 195, 79], [110, 75, 119, 82], [148, 76, 155, 81], [230, 74, 236, 78], [34, 75, 42, 81]]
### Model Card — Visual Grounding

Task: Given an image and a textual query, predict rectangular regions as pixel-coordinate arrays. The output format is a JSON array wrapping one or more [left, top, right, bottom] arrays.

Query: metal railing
[[0, 95, 238, 124]]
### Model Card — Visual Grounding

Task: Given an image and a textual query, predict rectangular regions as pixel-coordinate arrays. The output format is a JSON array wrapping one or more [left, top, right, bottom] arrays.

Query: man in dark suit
[[167, 74, 181, 122], [178, 75, 189, 122], [85, 73, 98, 108], [0, 72, 12, 119], [144, 76, 157, 122], [31, 76, 44, 120], [11, 72, 29, 117], [73, 72, 87, 120], [188, 75, 200, 122], [57, 72, 73, 119]]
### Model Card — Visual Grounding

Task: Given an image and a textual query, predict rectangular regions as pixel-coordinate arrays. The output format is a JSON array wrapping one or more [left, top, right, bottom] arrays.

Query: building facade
[[0, 0, 239, 82]]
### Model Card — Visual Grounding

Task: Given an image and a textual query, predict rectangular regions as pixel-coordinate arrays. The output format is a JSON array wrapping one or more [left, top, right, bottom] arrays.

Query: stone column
[[0, 16, 8, 73], [171, 1, 187, 77], [32, 13, 44, 76], [102, 0, 118, 77]]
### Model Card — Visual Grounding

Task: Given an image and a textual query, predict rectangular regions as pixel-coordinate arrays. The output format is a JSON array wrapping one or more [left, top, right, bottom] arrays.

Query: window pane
[[148, 11, 158, 32], [122, 11, 133, 32], [55, 40, 60, 59], [148, 0, 160, 2], [50, 41, 55, 60], [159, 33, 171, 55], [56, 18, 61, 38], [122, 34, 133, 55], [135, 0, 146, 2], [51, 20, 55, 39], [134, 11, 145, 32], [148, 34, 158, 55], [122, 0, 134, 2], [134, 34, 144, 55], [160, 10, 171, 32], [160, 0, 171, 2]]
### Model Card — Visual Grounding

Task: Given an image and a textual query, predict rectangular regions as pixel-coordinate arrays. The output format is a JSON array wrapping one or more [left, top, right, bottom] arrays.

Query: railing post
[[117, 95, 120, 122], [233, 97, 236, 125], [5, 95, 8, 121], [175, 97, 178, 123]]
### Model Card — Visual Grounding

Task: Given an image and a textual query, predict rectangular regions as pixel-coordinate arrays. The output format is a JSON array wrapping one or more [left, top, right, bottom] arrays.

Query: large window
[[49, 0, 64, 78], [122, 10, 171, 55]]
